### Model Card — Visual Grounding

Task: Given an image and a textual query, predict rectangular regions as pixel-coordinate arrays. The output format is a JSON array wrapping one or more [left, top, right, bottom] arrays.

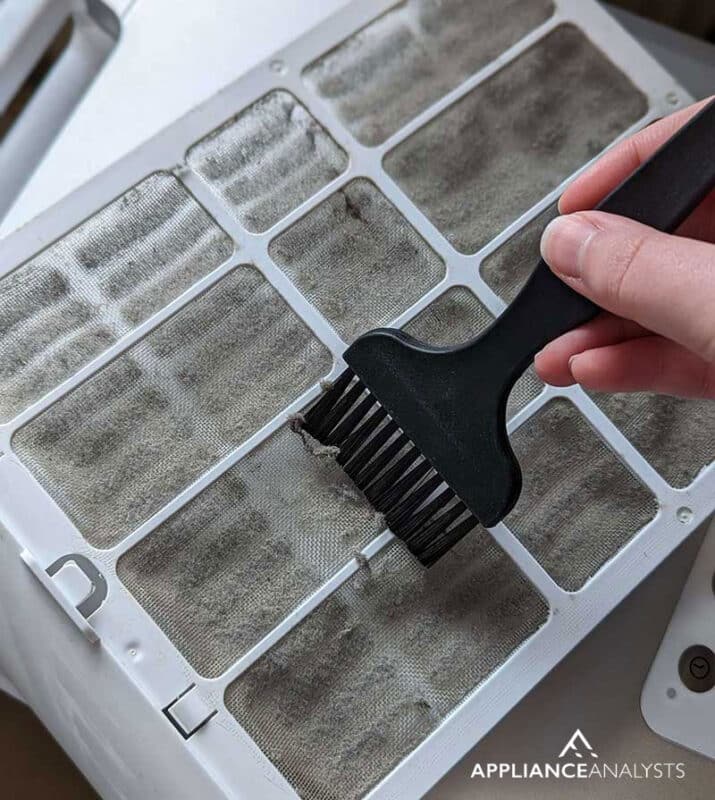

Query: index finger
[[560, 97, 713, 214]]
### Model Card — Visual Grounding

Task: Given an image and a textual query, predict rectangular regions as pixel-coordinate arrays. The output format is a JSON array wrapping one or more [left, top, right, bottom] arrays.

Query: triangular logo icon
[[558, 729, 599, 760]]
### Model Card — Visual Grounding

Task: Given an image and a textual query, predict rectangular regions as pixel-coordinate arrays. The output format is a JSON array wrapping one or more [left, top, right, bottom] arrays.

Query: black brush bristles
[[302, 370, 479, 566]]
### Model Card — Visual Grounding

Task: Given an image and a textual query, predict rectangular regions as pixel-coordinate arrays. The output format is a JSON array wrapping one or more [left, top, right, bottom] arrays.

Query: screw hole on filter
[[270, 59, 288, 75], [666, 91, 679, 106], [666, 687, 677, 699], [676, 507, 693, 524]]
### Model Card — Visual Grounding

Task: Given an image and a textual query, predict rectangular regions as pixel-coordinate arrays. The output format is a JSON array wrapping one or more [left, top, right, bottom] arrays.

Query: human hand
[[535, 98, 715, 399]]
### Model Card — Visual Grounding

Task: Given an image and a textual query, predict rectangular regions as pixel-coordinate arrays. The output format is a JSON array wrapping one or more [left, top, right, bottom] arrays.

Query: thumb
[[541, 211, 715, 364]]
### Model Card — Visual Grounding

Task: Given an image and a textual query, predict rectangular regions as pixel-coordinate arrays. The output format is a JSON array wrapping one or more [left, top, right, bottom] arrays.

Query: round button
[[690, 657, 710, 680], [679, 645, 715, 693]]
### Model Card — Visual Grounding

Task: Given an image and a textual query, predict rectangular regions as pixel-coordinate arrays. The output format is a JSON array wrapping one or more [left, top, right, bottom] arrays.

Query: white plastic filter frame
[[0, 1, 711, 798]]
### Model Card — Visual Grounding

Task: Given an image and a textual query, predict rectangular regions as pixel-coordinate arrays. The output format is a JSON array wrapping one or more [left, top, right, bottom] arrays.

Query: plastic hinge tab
[[20, 550, 108, 644]]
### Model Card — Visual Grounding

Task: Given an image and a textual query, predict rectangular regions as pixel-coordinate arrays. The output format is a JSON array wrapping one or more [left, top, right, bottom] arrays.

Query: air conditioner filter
[[0, 2, 711, 799]]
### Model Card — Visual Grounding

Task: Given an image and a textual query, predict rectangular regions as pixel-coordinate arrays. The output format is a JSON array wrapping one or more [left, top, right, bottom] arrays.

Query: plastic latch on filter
[[20, 550, 108, 644], [164, 685, 218, 739]]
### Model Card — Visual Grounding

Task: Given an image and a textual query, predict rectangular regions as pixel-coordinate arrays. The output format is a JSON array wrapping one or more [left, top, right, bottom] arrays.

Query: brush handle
[[490, 97, 715, 391], [345, 99, 715, 537]]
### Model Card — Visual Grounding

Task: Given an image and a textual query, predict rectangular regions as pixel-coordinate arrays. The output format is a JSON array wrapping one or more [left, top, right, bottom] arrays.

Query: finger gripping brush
[[303, 99, 715, 567]]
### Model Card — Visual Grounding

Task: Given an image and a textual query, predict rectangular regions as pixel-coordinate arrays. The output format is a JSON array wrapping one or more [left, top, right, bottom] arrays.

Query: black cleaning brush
[[303, 99, 715, 567]]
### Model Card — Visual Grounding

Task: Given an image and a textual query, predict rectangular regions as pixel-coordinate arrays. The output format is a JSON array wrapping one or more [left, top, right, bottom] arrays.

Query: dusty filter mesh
[[270, 179, 444, 342], [404, 286, 542, 418], [481, 204, 560, 302], [304, 0, 554, 146], [226, 533, 548, 800], [187, 90, 347, 232], [507, 399, 658, 591], [0, 173, 232, 422], [117, 426, 384, 677], [12, 267, 331, 548], [589, 393, 715, 488], [384, 24, 647, 253]]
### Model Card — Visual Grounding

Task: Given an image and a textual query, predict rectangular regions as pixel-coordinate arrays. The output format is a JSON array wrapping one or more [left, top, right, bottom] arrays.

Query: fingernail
[[541, 215, 598, 278]]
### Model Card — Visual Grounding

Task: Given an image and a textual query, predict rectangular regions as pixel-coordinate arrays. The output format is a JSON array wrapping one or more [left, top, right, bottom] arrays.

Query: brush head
[[302, 328, 522, 566]]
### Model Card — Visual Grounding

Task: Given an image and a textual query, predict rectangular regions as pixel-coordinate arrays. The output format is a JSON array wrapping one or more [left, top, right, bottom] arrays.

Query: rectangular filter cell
[[12, 267, 332, 548], [0, 173, 232, 422], [117, 425, 384, 677], [384, 24, 648, 253], [403, 286, 542, 418], [226, 532, 548, 800], [507, 398, 658, 591], [269, 178, 444, 342], [187, 90, 348, 232], [589, 393, 715, 489], [303, 0, 554, 146]]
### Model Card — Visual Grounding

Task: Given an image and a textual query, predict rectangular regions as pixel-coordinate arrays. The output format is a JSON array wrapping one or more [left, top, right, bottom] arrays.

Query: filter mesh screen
[[506, 399, 658, 591], [187, 90, 347, 232], [403, 286, 542, 418], [589, 393, 715, 488], [384, 25, 647, 253], [0, 173, 232, 422], [269, 179, 445, 342], [226, 533, 548, 800], [303, 0, 554, 146], [117, 425, 384, 677], [481, 204, 560, 302], [13, 268, 331, 547]]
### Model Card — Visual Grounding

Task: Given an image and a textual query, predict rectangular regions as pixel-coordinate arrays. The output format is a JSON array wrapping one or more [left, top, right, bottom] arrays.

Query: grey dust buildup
[[384, 24, 648, 253], [187, 90, 347, 232], [12, 267, 332, 548], [588, 393, 715, 489], [304, 0, 554, 146], [0, 173, 232, 422], [506, 399, 658, 591], [226, 532, 548, 800], [403, 286, 542, 418], [269, 178, 444, 342], [481, 204, 560, 302], [117, 426, 384, 677]]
